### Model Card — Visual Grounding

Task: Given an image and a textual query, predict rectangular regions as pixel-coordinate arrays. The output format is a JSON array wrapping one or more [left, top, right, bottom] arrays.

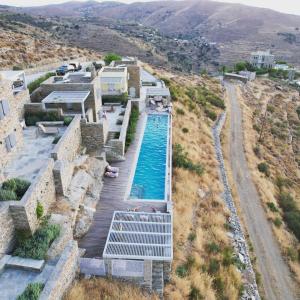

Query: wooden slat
[[79, 115, 166, 258]]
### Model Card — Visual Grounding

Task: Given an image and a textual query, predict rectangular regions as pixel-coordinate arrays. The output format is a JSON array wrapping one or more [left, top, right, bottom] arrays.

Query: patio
[[103, 104, 124, 132], [3, 126, 65, 182]]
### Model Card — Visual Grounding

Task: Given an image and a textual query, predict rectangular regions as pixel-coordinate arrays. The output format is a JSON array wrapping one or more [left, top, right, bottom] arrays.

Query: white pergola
[[103, 211, 173, 261], [146, 87, 171, 97], [41, 91, 90, 118]]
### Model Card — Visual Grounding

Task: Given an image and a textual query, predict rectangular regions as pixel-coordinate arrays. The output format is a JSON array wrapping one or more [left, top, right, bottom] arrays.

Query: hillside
[[0, 12, 100, 69], [5, 0, 300, 71]]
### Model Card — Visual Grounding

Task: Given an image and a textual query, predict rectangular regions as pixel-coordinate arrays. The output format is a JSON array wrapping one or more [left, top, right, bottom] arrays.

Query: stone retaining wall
[[9, 159, 56, 234], [53, 160, 74, 196], [40, 240, 79, 300], [0, 204, 15, 257], [80, 119, 108, 153], [51, 115, 82, 161]]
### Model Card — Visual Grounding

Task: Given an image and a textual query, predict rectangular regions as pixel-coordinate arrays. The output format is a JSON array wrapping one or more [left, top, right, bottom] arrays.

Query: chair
[[38, 124, 59, 135]]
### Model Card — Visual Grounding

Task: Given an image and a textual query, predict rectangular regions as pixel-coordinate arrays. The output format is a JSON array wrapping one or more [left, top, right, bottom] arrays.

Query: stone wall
[[127, 66, 141, 98], [0, 80, 30, 174], [51, 115, 82, 162], [9, 159, 56, 234], [53, 160, 74, 196], [0, 204, 15, 257], [40, 240, 79, 300], [80, 118, 108, 153]]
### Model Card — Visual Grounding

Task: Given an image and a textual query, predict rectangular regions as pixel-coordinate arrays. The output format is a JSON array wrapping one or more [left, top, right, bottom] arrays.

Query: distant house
[[250, 50, 275, 69], [239, 71, 256, 81], [99, 67, 128, 99]]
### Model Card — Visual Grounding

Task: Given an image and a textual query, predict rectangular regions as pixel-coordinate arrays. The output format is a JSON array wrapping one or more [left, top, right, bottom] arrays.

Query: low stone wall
[[9, 159, 56, 234], [80, 119, 108, 153], [0, 204, 15, 257], [53, 160, 74, 196], [40, 240, 79, 300], [51, 115, 82, 161], [24, 103, 63, 119]]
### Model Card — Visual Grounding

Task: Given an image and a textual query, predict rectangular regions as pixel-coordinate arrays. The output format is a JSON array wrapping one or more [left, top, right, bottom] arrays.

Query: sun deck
[[79, 114, 167, 258]]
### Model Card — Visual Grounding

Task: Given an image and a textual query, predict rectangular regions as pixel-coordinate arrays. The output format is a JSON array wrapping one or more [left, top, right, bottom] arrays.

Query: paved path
[[225, 82, 297, 300]]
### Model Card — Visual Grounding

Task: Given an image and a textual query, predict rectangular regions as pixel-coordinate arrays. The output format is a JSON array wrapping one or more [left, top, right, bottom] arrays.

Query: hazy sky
[[1, 0, 300, 15]]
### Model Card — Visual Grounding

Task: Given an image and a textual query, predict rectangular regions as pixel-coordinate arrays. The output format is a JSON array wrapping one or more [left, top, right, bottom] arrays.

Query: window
[[5, 132, 16, 152], [0, 99, 10, 120]]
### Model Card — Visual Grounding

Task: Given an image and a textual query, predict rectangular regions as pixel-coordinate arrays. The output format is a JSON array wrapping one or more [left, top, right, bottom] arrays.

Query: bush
[[14, 219, 60, 260], [125, 106, 139, 150], [253, 124, 260, 132], [25, 110, 61, 126], [52, 135, 61, 144], [278, 192, 297, 212], [0, 189, 18, 201], [189, 286, 204, 300], [283, 211, 300, 241], [206, 242, 220, 254], [205, 109, 217, 121], [257, 162, 270, 176], [176, 108, 185, 115], [267, 202, 279, 213], [253, 145, 261, 158], [212, 277, 225, 295], [182, 127, 189, 133], [188, 232, 196, 242], [206, 95, 225, 109], [208, 258, 220, 275], [36, 202, 44, 219], [27, 72, 55, 94], [13, 65, 23, 71], [176, 264, 188, 278], [273, 217, 282, 228], [17, 282, 44, 300], [173, 143, 204, 176], [1, 178, 30, 200], [63, 116, 73, 126], [104, 53, 121, 65]]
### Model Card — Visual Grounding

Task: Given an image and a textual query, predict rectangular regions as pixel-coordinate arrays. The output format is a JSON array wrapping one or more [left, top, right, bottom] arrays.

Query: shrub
[[27, 72, 55, 94], [25, 110, 61, 126], [182, 127, 189, 133], [206, 242, 220, 254], [0, 189, 18, 201], [104, 53, 121, 65], [17, 282, 44, 300], [283, 211, 300, 241], [63, 116, 73, 126], [275, 176, 292, 191], [189, 286, 204, 300], [1, 178, 30, 199], [253, 145, 261, 158], [273, 217, 282, 228], [208, 258, 220, 274], [257, 162, 270, 176], [176, 108, 185, 115], [267, 105, 275, 113], [188, 232, 196, 242], [14, 220, 60, 260], [125, 106, 139, 150], [205, 109, 217, 121], [52, 135, 61, 144], [267, 202, 279, 213], [36, 202, 44, 219], [212, 277, 225, 295], [222, 247, 235, 267], [173, 143, 204, 176], [206, 95, 225, 109], [13, 65, 23, 71], [286, 248, 298, 262], [176, 264, 188, 278], [278, 192, 297, 212], [253, 124, 260, 132]]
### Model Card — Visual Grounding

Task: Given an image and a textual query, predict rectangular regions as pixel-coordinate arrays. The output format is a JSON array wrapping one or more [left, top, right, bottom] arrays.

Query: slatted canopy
[[103, 211, 173, 261], [41, 91, 90, 104], [146, 87, 171, 97]]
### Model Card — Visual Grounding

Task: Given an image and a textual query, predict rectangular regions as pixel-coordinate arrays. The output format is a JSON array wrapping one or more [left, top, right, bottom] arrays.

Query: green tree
[[104, 53, 121, 65]]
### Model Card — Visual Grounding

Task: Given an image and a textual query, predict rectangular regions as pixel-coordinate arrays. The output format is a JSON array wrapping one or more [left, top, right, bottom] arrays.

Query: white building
[[250, 50, 275, 69]]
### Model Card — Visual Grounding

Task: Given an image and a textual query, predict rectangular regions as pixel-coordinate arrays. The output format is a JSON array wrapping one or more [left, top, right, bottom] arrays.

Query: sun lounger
[[106, 165, 119, 173], [38, 124, 59, 135], [105, 171, 119, 178]]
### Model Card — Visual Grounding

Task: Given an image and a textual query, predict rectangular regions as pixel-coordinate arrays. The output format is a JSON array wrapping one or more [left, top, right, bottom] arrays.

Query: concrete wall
[[0, 80, 30, 175], [9, 159, 56, 234], [0, 204, 15, 257], [51, 115, 82, 162], [80, 118, 108, 153], [40, 241, 79, 300]]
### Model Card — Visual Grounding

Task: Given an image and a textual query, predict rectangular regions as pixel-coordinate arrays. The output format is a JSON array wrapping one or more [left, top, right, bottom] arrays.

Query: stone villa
[[250, 50, 275, 69], [0, 59, 172, 299]]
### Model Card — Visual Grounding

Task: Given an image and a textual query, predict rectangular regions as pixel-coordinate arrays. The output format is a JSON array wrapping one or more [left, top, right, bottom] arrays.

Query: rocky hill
[[5, 0, 300, 72]]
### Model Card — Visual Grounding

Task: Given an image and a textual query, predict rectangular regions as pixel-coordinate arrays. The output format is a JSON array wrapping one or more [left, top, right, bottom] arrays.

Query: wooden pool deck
[[79, 113, 167, 258]]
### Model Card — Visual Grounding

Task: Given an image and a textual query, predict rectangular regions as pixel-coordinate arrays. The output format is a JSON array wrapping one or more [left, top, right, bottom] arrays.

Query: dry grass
[[65, 278, 159, 300], [235, 79, 300, 285]]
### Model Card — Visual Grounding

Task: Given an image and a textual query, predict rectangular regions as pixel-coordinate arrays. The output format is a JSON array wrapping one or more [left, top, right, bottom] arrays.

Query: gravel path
[[225, 82, 297, 300]]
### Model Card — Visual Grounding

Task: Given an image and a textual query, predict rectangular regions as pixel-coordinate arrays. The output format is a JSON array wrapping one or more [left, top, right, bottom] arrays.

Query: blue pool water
[[130, 114, 169, 200]]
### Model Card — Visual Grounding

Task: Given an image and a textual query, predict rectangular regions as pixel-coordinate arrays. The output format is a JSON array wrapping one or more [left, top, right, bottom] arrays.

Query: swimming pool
[[130, 114, 169, 201]]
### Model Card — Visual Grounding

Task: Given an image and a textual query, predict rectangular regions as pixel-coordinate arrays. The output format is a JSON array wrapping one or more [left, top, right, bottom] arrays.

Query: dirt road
[[225, 82, 297, 300]]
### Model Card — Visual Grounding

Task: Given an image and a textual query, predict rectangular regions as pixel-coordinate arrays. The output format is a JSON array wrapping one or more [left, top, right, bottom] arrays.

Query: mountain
[[2, 0, 300, 71]]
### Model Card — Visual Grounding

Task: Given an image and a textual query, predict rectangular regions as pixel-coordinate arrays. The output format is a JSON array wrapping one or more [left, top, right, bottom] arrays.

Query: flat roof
[[103, 211, 173, 261], [42, 91, 90, 104], [141, 69, 158, 83], [0, 70, 25, 81], [146, 87, 170, 97]]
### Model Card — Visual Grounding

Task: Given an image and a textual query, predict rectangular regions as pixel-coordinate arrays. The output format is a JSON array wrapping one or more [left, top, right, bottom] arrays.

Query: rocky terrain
[[2, 0, 300, 72]]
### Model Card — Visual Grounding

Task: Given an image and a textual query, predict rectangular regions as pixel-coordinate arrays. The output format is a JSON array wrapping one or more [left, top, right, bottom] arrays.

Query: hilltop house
[[250, 50, 275, 69]]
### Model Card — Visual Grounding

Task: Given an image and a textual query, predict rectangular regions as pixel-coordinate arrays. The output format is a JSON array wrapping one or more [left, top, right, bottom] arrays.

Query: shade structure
[[103, 211, 173, 261], [41, 91, 90, 104]]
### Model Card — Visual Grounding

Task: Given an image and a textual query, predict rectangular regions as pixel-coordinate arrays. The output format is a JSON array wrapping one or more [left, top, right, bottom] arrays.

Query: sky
[[1, 0, 300, 16]]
